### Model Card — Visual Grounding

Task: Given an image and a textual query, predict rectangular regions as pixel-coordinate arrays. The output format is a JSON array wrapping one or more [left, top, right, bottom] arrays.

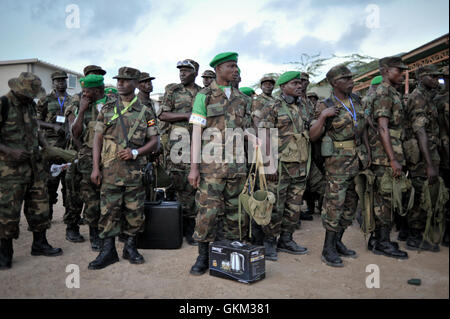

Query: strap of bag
[[127, 105, 147, 141], [116, 98, 130, 149]]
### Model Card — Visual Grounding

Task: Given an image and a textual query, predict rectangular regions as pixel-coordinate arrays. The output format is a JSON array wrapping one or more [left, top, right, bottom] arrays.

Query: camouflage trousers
[[0, 178, 51, 239], [262, 172, 307, 237], [48, 171, 67, 210], [372, 165, 394, 227], [79, 173, 101, 228], [407, 175, 440, 231], [171, 169, 197, 219], [193, 173, 247, 242], [307, 162, 325, 195], [98, 183, 145, 239], [63, 162, 84, 226], [322, 173, 359, 232]]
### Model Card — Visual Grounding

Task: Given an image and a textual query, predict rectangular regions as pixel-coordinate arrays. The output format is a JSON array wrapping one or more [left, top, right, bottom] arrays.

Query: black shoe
[[118, 233, 128, 243], [368, 232, 399, 250], [190, 242, 209, 275], [31, 231, 63, 256], [122, 236, 145, 264], [372, 227, 408, 259], [299, 212, 313, 221], [406, 233, 440, 252], [0, 238, 13, 270], [336, 228, 357, 258], [89, 227, 102, 252], [88, 237, 119, 270], [277, 232, 308, 255], [397, 229, 409, 241], [321, 230, 343, 267], [66, 225, 85, 243], [263, 236, 278, 261]]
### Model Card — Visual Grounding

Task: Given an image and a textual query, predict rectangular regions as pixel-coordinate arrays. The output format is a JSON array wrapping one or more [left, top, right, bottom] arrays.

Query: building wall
[[0, 64, 28, 95]]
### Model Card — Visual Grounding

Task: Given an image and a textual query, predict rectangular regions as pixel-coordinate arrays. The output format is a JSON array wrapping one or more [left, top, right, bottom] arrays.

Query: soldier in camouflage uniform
[[36, 71, 72, 221], [251, 76, 275, 129], [253, 71, 310, 261], [367, 57, 409, 259], [307, 92, 319, 108], [0, 73, 63, 269], [201, 70, 216, 88], [158, 59, 202, 245], [138, 72, 157, 119], [89, 67, 159, 270], [63, 65, 107, 243], [188, 52, 257, 275], [405, 65, 443, 252], [434, 66, 449, 246], [310, 64, 370, 267]]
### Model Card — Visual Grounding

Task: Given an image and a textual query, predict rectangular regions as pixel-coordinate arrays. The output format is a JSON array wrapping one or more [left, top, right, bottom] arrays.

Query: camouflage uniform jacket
[[368, 81, 406, 167], [94, 96, 159, 186], [312, 93, 367, 176], [434, 90, 449, 169], [36, 90, 72, 148], [254, 95, 310, 178], [0, 91, 42, 182], [189, 80, 251, 178], [251, 93, 274, 117], [405, 83, 441, 173]]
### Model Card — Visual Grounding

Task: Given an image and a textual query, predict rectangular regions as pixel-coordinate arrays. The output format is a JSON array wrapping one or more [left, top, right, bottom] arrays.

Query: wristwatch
[[131, 149, 139, 160]]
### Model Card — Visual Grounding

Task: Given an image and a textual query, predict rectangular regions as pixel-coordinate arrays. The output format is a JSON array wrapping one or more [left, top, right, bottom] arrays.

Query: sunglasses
[[177, 60, 196, 71]]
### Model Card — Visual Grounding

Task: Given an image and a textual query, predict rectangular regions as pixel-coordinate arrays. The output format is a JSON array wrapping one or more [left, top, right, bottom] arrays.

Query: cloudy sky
[[0, 0, 448, 94]]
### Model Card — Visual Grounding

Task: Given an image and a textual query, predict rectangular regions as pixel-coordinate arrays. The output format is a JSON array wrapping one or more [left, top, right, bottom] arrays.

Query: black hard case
[[136, 201, 183, 249]]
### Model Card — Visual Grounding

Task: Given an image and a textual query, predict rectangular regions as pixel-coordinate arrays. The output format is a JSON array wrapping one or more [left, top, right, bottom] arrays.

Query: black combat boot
[[31, 231, 63, 256], [368, 231, 399, 251], [277, 232, 308, 255], [66, 224, 85, 243], [263, 236, 278, 261], [184, 218, 198, 246], [88, 237, 119, 270], [0, 238, 13, 270], [397, 216, 409, 241], [321, 230, 343, 267], [118, 233, 128, 243], [336, 228, 357, 258], [89, 226, 102, 252], [372, 227, 408, 259], [406, 229, 439, 252], [190, 242, 210, 275], [249, 221, 264, 246], [122, 236, 145, 264]]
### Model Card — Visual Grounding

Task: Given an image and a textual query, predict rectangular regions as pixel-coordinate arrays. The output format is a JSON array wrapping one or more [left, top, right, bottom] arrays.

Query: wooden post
[[405, 70, 410, 94]]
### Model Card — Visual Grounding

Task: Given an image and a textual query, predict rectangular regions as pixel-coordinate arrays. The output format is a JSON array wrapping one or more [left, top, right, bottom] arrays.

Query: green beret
[[210, 52, 238, 68], [239, 87, 255, 97], [79, 74, 104, 88], [104, 87, 118, 94], [276, 71, 301, 86], [371, 75, 383, 85]]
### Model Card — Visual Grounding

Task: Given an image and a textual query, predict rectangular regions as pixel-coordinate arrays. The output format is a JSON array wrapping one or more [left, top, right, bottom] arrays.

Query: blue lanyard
[[57, 94, 67, 114], [333, 94, 357, 127]]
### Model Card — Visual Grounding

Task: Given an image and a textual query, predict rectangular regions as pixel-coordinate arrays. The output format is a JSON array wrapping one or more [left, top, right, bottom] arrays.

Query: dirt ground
[[1, 192, 448, 299]]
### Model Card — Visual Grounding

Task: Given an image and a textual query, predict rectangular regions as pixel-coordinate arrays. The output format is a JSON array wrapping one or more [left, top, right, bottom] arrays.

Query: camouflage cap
[[113, 67, 141, 80], [326, 64, 353, 82], [379, 56, 408, 70], [416, 64, 442, 78], [260, 76, 275, 85], [201, 70, 216, 78], [300, 72, 310, 81], [306, 92, 318, 98], [139, 72, 156, 82], [83, 65, 106, 76], [8, 72, 42, 99], [177, 59, 199, 72], [51, 70, 68, 80]]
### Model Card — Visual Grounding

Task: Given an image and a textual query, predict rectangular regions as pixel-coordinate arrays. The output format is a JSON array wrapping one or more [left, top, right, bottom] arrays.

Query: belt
[[389, 129, 403, 140], [333, 140, 355, 149]]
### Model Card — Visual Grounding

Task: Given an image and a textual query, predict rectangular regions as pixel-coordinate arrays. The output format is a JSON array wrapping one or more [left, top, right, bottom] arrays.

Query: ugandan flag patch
[[147, 119, 156, 127]]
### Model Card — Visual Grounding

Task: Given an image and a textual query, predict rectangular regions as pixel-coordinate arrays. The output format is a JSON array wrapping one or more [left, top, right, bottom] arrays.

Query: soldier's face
[[387, 67, 405, 86], [422, 74, 440, 89], [309, 97, 318, 105], [139, 80, 153, 94], [261, 81, 274, 95], [217, 61, 238, 83], [179, 67, 196, 85], [53, 78, 67, 92], [202, 77, 214, 87], [117, 79, 137, 96], [333, 76, 354, 94], [300, 78, 309, 93], [282, 79, 303, 97]]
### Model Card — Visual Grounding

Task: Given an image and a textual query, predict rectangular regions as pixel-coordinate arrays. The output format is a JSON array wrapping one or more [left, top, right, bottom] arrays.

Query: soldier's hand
[[91, 168, 102, 186], [427, 165, 438, 185], [118, 148, 133, 161], [321, 107, 338, 120], [188, 168, 200, 189], [390, 159, 402, 178], [8, 148, 31, 162], [80, 95, 91, 113]]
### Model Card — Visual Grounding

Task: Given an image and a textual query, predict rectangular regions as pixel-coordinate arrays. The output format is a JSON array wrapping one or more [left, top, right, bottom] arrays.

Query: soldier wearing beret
[[310, 64, 370, 267], [253, 71, 310, 261], [201, 70, 216, 88], [0, 73, 63, 269], [366, 57, 409, 259], [405, 64, 444, 252], [89, 67, 159, 269], [188, 52, 258, 274], [36, 71, 73, 221], [158, 59, 202, 246]]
